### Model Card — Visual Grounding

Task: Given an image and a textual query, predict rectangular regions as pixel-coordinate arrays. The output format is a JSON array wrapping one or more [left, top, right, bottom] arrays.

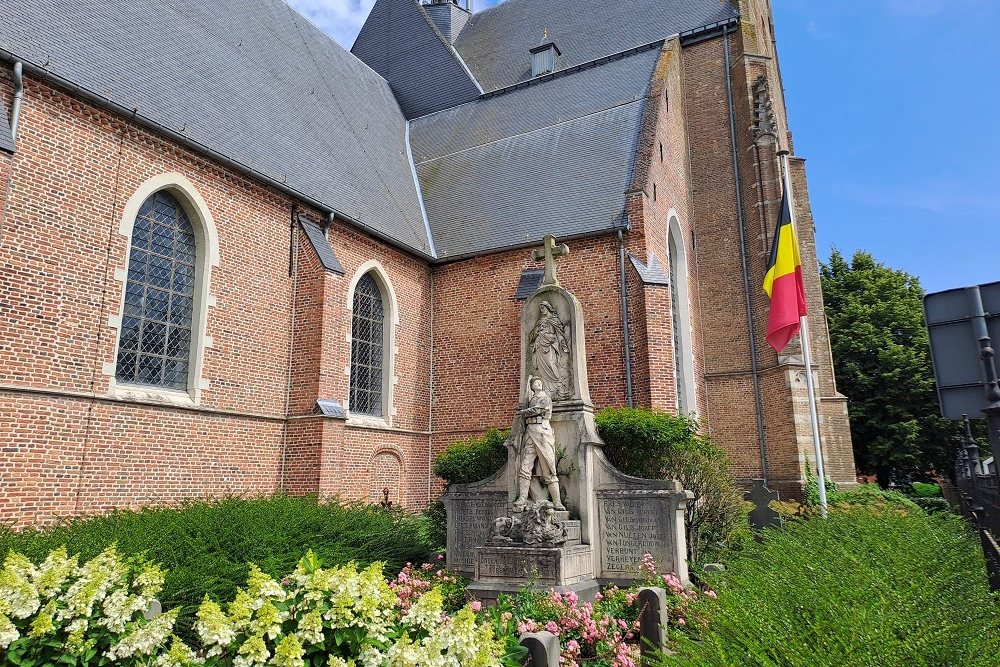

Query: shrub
[[659, 508, 1000, 666], [595, 408, 748, 563], [0, 546, 180, 665], [433, 428, 510, 486], [910, 481, 943, 498], [0, 495, 434, 640], [1, 548, 505, 666], [912, 496, 953, 515]]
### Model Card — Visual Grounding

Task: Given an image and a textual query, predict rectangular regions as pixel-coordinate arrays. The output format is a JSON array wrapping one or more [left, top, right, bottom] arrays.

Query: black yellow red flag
[[762, 189, 808, 352]]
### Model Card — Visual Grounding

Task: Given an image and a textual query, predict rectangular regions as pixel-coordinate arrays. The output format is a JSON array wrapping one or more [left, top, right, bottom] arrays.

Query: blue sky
[[291, 0, 999, 293]]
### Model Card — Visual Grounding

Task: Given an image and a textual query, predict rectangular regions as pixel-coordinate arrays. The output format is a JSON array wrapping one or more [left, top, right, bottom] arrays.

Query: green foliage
[[0, 496, 434, 641], [595, 408, 750, 563], [433, 428, 510, 486], [912, 496, 954, 515], [803, 462, 838, 506], [820, 249, 965, 484], [910, 481, 942, 498], [659, 509, 1000, 666]]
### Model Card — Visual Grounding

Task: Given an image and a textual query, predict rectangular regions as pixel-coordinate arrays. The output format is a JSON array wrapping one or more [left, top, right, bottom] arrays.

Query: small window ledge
[[112, 384, 196, 408], [346, 414, 392, 430]]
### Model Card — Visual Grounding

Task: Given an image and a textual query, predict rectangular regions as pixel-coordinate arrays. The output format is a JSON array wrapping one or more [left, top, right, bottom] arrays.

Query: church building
[[0, 0, 855, 526]]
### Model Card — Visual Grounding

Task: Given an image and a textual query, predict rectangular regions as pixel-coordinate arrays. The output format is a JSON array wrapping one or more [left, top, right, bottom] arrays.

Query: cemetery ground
[[2, 409, 998, 666]]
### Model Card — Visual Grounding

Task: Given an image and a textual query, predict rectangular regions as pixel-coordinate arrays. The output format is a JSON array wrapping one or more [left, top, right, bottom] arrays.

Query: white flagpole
[[781, 153, 828, 517]]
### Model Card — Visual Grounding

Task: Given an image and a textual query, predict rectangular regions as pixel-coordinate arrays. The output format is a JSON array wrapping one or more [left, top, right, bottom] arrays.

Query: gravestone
[[746, 479, 782, 530], [442, 235, 693, 601]]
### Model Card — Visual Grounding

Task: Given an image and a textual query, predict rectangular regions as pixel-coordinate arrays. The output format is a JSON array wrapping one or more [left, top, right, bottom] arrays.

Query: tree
[[820, 249, 961, 486]]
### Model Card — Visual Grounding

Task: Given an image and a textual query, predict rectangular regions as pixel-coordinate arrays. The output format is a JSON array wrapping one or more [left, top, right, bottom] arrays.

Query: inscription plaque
[[443, 493, 508, 573], [598, 493, 674, 577]]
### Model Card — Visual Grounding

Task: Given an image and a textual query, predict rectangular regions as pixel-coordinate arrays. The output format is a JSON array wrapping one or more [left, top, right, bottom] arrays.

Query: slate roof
[[453, 0, 739, 91], [352, 0, 481, 119], [0, 0, 433, 256], [410, 47, 659, 260]]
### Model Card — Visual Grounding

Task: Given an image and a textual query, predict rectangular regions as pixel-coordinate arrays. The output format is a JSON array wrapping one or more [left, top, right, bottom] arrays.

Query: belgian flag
[[762, 188, 808, 352]]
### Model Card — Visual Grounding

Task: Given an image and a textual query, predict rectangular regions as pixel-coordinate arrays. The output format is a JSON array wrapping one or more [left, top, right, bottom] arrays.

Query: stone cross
[[531, 235, 569, 287]]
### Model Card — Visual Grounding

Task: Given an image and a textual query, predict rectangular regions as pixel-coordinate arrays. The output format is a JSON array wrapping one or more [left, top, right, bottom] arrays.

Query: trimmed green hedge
[[661, 508, 1000, 666], [433, 427, 509, 485], [596, 407, 749, 563], [0, 495, 434, 638]]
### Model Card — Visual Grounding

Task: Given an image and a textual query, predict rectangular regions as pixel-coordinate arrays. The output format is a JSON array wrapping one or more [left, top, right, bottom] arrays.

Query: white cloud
[[288, 0, 377, 47]]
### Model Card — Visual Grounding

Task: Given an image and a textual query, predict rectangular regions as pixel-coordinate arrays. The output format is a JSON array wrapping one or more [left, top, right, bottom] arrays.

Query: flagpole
[[780, 152, 828, 517]]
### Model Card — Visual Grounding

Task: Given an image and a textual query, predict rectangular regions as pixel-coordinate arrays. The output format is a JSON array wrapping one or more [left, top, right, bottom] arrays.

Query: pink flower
[[677, 617, 686, 626], [437, 553, 445, 561], [470, 600, 482, 612], [706, 589, 717, 599], [545, 621, 559, 634], [594, 592, 603, 601]]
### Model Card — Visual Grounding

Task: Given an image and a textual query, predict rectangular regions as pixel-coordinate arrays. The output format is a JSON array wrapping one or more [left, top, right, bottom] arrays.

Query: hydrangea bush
[[0, 549, 504, 667], [0, 546, 179, 666]]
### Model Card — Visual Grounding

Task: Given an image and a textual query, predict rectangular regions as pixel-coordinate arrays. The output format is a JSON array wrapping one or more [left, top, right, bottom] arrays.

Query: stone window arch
[[108, 173, 219, 406], [667, 214, 697, 415], [346, 261, 398, 424]]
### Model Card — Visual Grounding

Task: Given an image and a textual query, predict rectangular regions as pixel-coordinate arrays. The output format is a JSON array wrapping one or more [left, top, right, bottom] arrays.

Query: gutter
[[0, 52, 436, 263], [722, 25, 770, 485], [9, 61, 23, 140]]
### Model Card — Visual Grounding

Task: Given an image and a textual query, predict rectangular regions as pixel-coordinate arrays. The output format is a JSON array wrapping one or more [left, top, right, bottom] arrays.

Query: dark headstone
[[746, 479, 781, 530]]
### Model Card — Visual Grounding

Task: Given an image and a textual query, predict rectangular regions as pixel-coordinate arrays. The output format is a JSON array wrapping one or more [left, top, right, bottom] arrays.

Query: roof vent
[[530, 33, 560, 78], [423, 0, 472, 43]]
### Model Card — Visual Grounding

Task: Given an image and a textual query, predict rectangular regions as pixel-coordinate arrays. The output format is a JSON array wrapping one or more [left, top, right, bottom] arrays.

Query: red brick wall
[[0, 75, 435, 526]]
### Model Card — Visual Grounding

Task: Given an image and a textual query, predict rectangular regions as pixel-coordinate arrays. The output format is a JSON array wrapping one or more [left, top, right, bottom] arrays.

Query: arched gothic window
[[667, 218, 697, 415], [115, 191, 197, 390], [350, 272, 386, 417]]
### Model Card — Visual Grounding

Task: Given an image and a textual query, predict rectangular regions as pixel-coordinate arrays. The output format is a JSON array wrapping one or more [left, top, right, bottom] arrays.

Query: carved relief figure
[[529, 301, 571, 400], [513, 377, 566, 512], [487, 500, 567, 546]]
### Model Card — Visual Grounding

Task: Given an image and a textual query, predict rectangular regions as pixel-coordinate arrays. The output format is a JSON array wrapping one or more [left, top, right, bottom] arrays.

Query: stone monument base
[[469, 543, 599, 604]]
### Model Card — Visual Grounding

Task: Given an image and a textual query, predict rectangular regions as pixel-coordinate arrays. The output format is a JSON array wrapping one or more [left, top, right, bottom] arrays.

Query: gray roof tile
[[352, 0, 481, 119], [454, 0, 738, 91], [0, 0, 433, 256], [411, 48, 657, 260]]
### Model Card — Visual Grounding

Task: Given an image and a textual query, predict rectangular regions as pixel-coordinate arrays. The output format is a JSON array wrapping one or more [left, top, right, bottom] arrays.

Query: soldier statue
[[513, 376, 566, 512]]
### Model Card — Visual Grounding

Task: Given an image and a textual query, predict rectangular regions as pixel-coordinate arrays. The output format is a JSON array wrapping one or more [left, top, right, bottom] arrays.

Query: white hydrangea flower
[[153, 636, 205, 666], [105, 608, 178, 660], [195, 598, 237, 648], [296, 608, 324, 645], [233, 635, 270, 667], [401, 588, 443, 631], [58, 548, 124, 622], [0, 613, 20, 649], [33, 547, 78, 598], [0, 553, 41, 619]]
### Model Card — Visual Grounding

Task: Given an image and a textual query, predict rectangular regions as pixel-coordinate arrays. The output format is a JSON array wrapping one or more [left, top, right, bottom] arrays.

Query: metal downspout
[[617, 228, 634, 408], [723, 26, 769, 485], [9, 61, 23, 140]]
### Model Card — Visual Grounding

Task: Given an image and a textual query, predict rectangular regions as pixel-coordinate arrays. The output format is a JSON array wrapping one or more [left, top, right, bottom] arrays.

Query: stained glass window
[[350, 272, 385, 417], [668, 231, 688, 413], [115, 191, 196, 391]]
